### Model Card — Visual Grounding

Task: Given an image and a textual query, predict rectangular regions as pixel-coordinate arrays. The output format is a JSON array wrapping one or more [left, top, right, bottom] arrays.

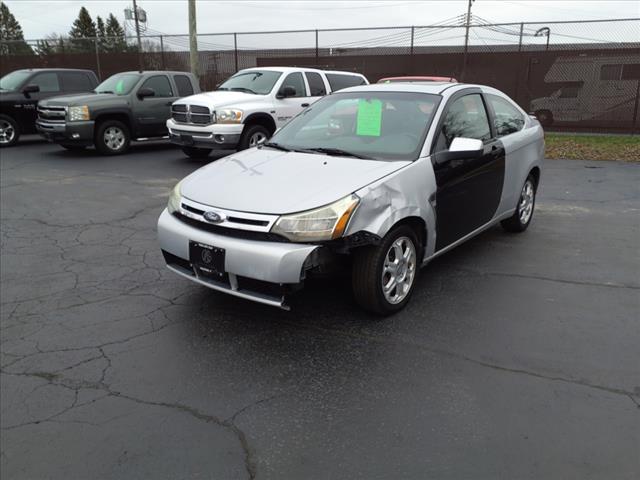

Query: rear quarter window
[[60, 72, 94, 92], [326, 74, 366, 92], [174, 74, 194, 97]]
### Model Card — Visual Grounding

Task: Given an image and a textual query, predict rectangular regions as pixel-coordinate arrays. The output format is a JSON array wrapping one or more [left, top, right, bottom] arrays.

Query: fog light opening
[[214, 134, 224, 144]]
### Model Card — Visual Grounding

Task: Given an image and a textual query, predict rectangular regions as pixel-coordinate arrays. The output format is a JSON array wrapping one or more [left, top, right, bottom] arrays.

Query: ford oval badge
[[203, 211, 225, 223]]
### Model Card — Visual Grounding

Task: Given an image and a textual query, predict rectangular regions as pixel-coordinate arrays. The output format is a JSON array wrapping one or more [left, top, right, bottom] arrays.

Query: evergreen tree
[[96, 15, 106, 51], [104, 13, 127, 53], [69, 6, 96, 52], [0, 3, 33, 55]]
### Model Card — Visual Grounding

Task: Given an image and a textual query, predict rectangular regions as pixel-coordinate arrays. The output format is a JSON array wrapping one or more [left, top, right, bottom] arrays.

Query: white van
[[530, 55, 640, 126], [166, 67, 368, 157]]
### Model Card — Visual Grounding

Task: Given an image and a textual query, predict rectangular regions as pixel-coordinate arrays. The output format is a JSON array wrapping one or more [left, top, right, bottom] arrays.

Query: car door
[[134, 74, 177, 136], [15, 71, 62, 132], [273, 72, 308, 129], [431, 91, 505, 251], [304, 71, 327, 106]]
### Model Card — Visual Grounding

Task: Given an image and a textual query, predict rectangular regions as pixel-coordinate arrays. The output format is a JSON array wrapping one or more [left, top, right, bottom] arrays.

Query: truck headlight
[[68, 105, 90, 122], [215, 109, 243, 124], [167, 181, 182, 214], [271, 194, 360, 242]]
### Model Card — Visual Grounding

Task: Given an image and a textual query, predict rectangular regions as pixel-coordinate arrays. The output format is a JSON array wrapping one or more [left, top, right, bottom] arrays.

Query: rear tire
[[238, 124, 270, 150], [95, 120, 130, 155], [352, 225, 420, 316], [0, 115, 20, 147], [182, 146, 212, 158], [535, 109, 553, 127], [501, 174, 537, 233]]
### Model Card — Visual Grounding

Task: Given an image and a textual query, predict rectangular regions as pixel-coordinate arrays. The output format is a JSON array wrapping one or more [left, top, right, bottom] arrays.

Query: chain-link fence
[[2, 18, 639, 132]]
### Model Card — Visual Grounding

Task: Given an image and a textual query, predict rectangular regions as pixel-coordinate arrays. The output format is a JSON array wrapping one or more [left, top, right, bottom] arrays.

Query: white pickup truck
[[166, 66, 368, 158]]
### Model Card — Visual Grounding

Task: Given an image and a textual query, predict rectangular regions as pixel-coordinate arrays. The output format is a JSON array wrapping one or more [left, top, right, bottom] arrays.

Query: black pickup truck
[[36, 70, 200, 155], [0, 68, 99, 147]]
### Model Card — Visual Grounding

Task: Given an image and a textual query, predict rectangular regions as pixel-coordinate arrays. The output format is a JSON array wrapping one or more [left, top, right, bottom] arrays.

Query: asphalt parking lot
[[1, 138, 639, 479]]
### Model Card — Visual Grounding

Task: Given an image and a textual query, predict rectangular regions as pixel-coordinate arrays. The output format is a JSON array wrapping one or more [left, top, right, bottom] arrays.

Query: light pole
[[188, 0, 200, 83], [132, 0, 143, 71], [535, 27, 551, 51], [461, 0, 475, 82]]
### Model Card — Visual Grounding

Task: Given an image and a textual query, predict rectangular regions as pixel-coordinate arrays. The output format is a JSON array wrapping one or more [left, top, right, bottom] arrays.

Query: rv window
[[559, 85, 581, 99], [621, 64, 640, 80], [600, 64, 623, 81]]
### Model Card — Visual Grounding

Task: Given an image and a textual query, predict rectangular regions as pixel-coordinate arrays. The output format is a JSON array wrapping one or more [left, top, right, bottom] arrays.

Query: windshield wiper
[[299, 147, 372, 159], [96, 90, 114, 94], [229, 87, 257, 94], [261, 142, 291, 152]]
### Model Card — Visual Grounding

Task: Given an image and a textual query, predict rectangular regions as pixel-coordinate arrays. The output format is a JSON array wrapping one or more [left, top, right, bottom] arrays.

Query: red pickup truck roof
[[378, 76, 458, 83]]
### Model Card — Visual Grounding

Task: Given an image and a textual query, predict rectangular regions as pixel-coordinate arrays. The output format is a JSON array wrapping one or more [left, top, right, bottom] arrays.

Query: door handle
[[301, 103, 309, 108]]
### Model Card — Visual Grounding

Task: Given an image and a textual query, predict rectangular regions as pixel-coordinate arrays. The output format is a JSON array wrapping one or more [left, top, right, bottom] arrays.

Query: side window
[[559, 85, 581, 98], [140, 75, 173, 97], [486, 94, 525, 137], [30, 72, 60, 92], [326, 74, 366, 92], [304, 72, 326, 96], [600, 64, 623, 81], [439, 94, 491, 149], [279, 72, 306, 98], [173, 74, 194, 97], [60, 72, 93, 92]]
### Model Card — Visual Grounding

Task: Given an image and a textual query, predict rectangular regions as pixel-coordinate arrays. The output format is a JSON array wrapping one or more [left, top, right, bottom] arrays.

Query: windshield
[[217, 70, 282, 95], [0, 71, 32, 91], [269, 91, 441, 161], [95, 73, 141, 95]]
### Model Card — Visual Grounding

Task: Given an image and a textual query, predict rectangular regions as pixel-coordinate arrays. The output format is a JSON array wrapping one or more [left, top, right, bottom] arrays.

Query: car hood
[[181, 148, 411, 214], [174, 91, 266, 109], [39, 93, 124, 107]]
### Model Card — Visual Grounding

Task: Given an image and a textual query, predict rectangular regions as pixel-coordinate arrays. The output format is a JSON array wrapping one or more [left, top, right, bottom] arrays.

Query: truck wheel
[[182, 146, 212, 159], [95, 120, 130, 155], [501, 174, 537, 233], [535, 110, 553, 127], [352, 225, 420, 316], [0, 115, 20, 147], [238, 124, 270, 150]]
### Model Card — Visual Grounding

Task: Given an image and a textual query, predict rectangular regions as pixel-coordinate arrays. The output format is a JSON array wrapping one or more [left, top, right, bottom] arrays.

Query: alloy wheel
[[381, 236, 417, 304]]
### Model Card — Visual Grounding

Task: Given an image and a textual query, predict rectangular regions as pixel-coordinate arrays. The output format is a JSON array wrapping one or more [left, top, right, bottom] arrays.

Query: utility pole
[[461, 0, 474, 82], [132, 0, 143, 72], [188, 0, 200, 82]]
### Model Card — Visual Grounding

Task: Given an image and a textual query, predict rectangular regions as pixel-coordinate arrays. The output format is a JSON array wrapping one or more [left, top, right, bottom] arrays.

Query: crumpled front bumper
[[157, 209, 320, 308]]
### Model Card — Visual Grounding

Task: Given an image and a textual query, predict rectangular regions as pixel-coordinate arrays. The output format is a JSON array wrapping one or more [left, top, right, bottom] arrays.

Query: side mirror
[[276, 85, 296, 99], [22, 84, 40, 95], [434, 137, 483, 165], [137, 87, 155, 99]]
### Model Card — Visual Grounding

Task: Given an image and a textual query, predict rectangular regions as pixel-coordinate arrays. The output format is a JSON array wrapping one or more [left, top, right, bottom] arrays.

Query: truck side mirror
[[137, 87, 155, 99], [276, 86, 296, 99], [22, 84, 40, 95]]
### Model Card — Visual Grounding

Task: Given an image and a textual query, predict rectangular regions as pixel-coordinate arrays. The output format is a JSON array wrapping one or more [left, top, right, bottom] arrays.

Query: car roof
[[16, 68, 94, 73], [119, 71, 193, 75], [240, 66, 364, 76], [339, 82, 466, 95]]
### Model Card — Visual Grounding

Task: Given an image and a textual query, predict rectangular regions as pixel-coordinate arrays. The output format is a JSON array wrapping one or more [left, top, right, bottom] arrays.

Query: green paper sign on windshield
[[116, 79, 124, 94], [356, 99, 382, 136]]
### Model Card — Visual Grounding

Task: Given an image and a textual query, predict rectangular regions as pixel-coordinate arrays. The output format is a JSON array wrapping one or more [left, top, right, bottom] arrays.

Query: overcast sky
[[5, 0, 639, 43]]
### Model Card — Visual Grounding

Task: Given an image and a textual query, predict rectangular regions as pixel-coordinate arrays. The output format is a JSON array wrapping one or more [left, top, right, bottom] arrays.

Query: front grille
[[171, 104, 213, 125], [38, 107, 66, 123], [173, 212, 288, 243]]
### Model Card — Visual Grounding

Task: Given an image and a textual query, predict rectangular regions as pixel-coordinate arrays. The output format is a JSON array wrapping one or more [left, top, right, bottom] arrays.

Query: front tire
[[0, 115, 20, 147], [238, 124, 270, 150], [182, 146, 211, 158], [95, 120, 130, 155], [535, 109, 553, 127], [501, 174, 537, 233], [352, 225, 420, 316]]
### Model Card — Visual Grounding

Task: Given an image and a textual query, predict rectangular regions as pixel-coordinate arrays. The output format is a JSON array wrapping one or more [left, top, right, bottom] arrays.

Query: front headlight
[[68, 105, 90, 122], [215, 109, 243, 124], [271, 194, 360, 242], [167, 180, 182, 214]]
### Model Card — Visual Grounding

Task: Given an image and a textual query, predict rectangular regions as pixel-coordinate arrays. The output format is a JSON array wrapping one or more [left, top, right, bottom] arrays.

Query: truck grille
[[37, 106, 66, 123], [171, 104, 214, 125]]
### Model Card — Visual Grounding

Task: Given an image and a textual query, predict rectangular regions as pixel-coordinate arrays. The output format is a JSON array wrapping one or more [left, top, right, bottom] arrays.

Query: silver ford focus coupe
[[158, 82, 544, 314]]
